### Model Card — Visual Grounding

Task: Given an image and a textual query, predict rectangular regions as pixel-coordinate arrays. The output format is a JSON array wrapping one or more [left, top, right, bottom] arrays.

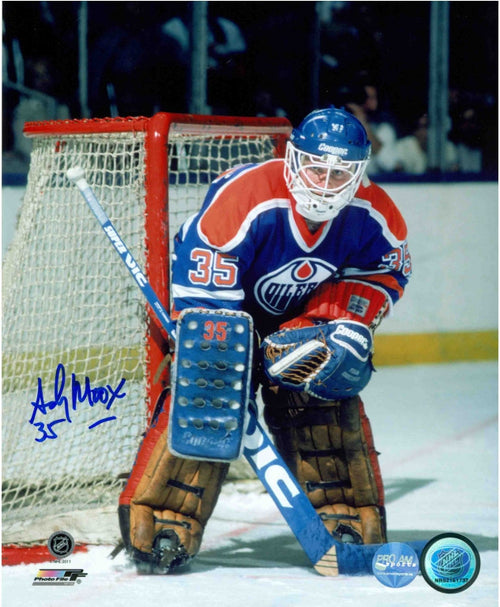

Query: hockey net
[[2, 112, 291, 561]]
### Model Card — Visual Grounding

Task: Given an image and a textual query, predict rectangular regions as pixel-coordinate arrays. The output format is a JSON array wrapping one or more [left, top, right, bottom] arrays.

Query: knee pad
[[263, 387, 386, 544]]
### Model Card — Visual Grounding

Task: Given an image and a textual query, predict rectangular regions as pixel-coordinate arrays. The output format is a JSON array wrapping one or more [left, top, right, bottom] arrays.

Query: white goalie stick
[[67, 166, 427, 576]]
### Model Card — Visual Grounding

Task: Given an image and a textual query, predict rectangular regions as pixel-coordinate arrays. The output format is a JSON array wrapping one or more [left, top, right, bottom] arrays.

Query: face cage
[[284, 142, 368, 222]]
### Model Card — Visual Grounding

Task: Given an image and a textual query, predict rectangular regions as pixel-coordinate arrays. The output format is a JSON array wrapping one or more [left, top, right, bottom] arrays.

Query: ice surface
[[2, 361, 497, 606]]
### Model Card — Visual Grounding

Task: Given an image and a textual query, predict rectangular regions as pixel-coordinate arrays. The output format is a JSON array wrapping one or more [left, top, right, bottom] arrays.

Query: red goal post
[[2, 113, 291, 564]]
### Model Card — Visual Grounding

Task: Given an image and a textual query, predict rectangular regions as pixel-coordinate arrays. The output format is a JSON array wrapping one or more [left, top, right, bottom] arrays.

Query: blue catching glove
[[261, 319, 374, 400]]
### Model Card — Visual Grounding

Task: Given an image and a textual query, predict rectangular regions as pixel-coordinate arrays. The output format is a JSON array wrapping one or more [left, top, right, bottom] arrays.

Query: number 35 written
[[380, 242, 412, 277], [188, 248, 239, 287]]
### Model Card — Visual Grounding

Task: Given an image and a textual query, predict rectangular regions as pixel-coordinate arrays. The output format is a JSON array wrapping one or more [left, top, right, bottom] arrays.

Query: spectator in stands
[[88, 4, 180, 117], [339, 79, 399, 175], [161, 12, 249, 115], [393, 113, 458, 174], [448, 89, 484, 173], [11, 56, 70, 164], [253, 88, 288, 118]]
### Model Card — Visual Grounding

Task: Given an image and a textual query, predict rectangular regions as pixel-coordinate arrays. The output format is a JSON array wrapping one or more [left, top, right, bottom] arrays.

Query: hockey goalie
[[118, 106, 412, 573]]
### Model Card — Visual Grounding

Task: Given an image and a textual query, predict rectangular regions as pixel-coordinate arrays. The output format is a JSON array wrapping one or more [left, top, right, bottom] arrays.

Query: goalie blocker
[[169, 307, 254, 462]]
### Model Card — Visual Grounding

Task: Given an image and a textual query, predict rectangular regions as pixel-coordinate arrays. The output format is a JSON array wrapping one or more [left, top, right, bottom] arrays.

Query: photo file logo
[[32, 569, 88, 586]]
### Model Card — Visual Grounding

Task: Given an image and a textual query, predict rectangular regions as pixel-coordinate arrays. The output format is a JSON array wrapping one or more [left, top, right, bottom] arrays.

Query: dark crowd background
[[2, 1, 498, 178]]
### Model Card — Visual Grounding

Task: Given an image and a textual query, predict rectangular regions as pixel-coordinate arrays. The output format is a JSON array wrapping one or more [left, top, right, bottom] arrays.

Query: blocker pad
[[169, 308, 253, 462]]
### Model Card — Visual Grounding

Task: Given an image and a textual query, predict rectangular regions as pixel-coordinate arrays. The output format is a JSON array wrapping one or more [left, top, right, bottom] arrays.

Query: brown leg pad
[[119, 397, 229, 561], [263, 388, 386, 544]]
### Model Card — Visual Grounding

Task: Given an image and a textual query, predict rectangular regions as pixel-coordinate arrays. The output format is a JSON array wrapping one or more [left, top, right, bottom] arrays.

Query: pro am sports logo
[[254, 258, 336, 315]]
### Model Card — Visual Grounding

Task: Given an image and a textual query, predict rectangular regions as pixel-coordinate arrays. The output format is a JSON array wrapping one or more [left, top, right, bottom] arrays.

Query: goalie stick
[[66, 167, 177, 341], [67, 166, 427, 576]]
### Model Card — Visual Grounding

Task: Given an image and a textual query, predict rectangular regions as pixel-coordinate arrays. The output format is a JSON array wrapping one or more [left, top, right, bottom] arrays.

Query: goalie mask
[[284, 107, 371, 222]]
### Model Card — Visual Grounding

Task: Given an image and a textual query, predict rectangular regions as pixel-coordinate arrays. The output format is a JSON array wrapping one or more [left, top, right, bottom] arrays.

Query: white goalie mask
[[284, 107, 371, 222]]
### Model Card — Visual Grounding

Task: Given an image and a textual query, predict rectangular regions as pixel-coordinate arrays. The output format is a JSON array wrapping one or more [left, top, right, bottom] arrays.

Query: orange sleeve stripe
[[360, 273, 405, 299]]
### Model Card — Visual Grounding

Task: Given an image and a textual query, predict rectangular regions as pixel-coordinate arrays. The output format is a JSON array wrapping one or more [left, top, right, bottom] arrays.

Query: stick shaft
[[71, 175, 176, 339]]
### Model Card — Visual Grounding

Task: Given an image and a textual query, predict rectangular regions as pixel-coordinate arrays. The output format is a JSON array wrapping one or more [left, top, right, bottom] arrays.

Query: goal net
[[2, 113, 291, 552]]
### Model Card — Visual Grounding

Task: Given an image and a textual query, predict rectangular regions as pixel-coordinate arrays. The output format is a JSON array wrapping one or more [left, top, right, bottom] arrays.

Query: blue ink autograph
[[29, 363, 127, 442]]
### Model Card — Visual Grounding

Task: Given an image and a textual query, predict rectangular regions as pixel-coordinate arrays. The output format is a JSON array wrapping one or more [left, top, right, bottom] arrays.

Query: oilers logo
[[254, 258, 337, 315]]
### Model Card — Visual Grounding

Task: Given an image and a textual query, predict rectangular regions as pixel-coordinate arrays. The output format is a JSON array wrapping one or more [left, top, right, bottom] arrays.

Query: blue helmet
[[284, 107, 371, 222]]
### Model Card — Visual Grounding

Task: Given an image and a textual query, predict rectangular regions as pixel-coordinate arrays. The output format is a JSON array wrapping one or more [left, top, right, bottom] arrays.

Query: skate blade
[[153, 531, 191, 574]]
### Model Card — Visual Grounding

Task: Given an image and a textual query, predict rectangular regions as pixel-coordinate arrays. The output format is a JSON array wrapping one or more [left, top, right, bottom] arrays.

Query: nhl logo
[[47, 531, 75, 559]]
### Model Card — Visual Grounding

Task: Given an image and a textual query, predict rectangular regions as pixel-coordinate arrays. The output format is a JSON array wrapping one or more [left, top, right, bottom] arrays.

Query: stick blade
[[313, 544, 339, 576]]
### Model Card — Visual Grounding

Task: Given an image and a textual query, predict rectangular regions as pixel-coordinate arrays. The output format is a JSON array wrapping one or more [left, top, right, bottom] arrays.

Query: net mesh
[[2, 115, 289, 545], [3, 132, 148, 542]]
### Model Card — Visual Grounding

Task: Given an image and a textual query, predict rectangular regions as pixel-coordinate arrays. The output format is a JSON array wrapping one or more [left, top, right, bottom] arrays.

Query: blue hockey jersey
[[171, 159, 411, 335]]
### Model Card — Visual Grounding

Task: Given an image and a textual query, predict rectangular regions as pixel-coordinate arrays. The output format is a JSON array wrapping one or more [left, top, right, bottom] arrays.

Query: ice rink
[[2, 360, 498, 606]]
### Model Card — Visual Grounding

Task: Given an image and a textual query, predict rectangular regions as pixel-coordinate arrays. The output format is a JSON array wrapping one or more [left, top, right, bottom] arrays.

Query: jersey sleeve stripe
[[340, 270, 405, 298], [358, 273, 405, 300], [172, 284, 245, 302]]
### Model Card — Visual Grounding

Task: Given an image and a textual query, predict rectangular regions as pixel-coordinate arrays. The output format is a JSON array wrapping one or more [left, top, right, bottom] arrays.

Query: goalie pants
[[119, 392, 229, 564], [262, 387, 387, 545]]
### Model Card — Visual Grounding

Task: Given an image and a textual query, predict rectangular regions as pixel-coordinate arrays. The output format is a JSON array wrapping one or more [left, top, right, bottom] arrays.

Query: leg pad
[[263, 388, 386, 544], [119, 397, 229, 571]]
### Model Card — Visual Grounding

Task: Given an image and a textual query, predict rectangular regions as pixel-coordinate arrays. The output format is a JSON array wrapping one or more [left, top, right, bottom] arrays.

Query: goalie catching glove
[[261, 319, 374, 400]]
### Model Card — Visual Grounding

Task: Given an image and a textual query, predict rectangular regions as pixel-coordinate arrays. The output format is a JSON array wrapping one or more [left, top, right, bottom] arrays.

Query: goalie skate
[[169, 308, 254, 462], [135, 530, 192, 574]]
